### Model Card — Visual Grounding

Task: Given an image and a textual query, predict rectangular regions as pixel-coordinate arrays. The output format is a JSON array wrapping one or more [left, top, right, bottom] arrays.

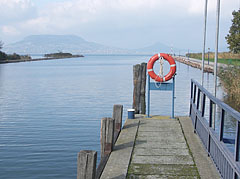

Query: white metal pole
[[201, 0, 208, 86], [214, 0, 220, 97], [213, 0, 221, 129]]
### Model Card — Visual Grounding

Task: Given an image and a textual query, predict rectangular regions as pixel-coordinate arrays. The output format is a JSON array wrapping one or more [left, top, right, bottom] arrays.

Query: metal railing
[[190, 79, 240, 179]]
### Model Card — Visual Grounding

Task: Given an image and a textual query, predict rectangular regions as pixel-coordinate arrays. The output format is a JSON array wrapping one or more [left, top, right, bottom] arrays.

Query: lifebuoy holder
[[147, 53, 176, 82]]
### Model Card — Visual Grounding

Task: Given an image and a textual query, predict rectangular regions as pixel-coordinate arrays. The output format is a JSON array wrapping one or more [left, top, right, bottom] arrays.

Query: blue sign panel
[[149, 82, 173, 91]]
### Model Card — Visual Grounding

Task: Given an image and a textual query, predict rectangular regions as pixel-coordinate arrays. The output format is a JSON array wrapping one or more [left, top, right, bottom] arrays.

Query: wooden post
[[113, 104, 123, 142], [133, 64, 141, 114], [140, 63, 147, 114], [133, 63, 146, 114], [101, 117, 115, 158], [77, 150, 97, 179]]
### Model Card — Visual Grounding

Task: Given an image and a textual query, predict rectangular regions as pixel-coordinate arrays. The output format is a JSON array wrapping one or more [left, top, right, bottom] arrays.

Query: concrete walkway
[[101, 115, 220, 179], [175, 56, 228, 68]]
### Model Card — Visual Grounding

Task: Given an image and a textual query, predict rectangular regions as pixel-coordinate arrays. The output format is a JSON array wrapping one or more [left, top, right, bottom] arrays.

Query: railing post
[[196, 89, 201, 110], [194, 88, 201, 133], [235, 121, 240, 161], [209, 101, 213, 128], [77, 150, 97, 179], [234, 121, 240, 179], [219, 108, 225, 141], [189, 80, 193, 116], [190, 80, 193, 99], [207, 100, 213, 155], [113, 104, 123, 143], [193, 84, 197, 104], [201, 93, 206, 117], [101, 117, 115, 158]]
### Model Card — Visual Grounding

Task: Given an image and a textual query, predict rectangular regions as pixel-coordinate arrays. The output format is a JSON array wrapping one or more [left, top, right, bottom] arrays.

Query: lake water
[[0, 55, 227, 178]]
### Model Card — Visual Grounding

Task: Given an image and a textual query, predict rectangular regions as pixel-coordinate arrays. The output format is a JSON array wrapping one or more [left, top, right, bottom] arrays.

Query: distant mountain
[[3, 35, 177, 55], [3, 35, 131, 55], [134, 42, 179, 54]]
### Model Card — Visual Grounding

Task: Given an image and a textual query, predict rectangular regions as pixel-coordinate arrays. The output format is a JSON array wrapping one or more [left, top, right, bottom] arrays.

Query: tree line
[[0, 41, 22, 61]]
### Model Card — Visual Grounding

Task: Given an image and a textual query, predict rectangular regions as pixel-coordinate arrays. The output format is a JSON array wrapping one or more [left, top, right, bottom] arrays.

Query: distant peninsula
[[0, 52, 84, 64], [44, 52, 84, 58]]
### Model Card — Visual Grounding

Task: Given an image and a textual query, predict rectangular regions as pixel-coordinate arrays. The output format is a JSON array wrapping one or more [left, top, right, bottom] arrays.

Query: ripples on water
[[0, 55, 230, 178]]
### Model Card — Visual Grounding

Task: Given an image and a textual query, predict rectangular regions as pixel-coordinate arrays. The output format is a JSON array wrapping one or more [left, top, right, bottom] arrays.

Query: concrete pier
[[174, 56, 228, 73], [101, 115, 220, 179]]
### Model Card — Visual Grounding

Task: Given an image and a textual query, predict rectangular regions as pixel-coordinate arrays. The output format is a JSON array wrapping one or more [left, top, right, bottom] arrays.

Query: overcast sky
[[0, 0, 239, 52]]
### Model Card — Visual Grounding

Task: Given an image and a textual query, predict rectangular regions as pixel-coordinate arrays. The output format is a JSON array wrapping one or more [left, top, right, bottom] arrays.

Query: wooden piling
[[133, 64, 141, 114], [133, 63, 147, 114], [77, 150, 97, 179], [101, 117, 115, 158], [112, 104, 123, 142], [140, 63, 147, 114]]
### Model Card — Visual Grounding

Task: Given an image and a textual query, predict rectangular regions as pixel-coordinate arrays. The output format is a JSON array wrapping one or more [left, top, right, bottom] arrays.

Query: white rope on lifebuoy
[[147, 53, 176, 82]]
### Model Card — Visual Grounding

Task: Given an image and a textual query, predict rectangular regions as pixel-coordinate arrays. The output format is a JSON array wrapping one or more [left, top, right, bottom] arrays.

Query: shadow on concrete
[[122, 122, 139, 129], [122, 121, 146, 130], [113, 140, 146, 151], [109, 174, 126, 179]]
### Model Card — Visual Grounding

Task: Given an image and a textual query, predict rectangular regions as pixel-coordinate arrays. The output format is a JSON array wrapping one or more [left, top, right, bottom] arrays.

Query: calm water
[[0, 55, 228, 178]]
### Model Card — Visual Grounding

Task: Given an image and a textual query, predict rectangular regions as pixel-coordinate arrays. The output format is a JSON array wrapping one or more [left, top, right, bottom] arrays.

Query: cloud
[[19, 0, 194, 32], [0, 0, 238, 50], [0, 0, 36, 23], [1, 25, 20, 36]]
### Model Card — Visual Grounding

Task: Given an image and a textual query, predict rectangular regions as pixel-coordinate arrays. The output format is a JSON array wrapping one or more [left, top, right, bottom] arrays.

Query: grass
[[203, 58, 240, 66], [188, 52, 240, 66]]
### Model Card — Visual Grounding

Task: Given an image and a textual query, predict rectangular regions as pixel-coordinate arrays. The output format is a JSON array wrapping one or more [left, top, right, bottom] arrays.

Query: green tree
[[225, 9, 240, 53], [0, 41, 7, 61]]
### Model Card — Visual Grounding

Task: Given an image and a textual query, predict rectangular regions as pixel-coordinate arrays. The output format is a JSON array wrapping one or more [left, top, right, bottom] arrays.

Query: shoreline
[[0, 55, 83, 64], [173, 56, 228, 73]]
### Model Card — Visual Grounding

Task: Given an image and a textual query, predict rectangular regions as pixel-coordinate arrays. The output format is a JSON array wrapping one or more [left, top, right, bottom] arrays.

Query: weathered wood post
[[113, 104, 123, 143], [133, 63, 147, 114], [101, 117, 115, 158], [77, 150, 97, 179], [133, 64, 141, 114], [140, 63, 147, 114]]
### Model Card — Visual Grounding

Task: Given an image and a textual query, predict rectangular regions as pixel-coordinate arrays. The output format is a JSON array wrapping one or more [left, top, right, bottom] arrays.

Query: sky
[[0, 0, 239, 52]]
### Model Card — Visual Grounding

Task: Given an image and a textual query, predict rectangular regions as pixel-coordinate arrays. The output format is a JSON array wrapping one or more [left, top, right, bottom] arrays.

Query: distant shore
[[173, 56, 229, 73], [0, 54, 84, 64]]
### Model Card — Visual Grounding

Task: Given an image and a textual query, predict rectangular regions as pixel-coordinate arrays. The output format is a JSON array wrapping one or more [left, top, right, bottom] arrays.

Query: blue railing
[[190, 79, 240, 179]]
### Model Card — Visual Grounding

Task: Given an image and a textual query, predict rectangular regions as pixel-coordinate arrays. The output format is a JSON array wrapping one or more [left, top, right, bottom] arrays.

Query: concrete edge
[[178, 116, 221, 179], [100, 119, 140, 179]]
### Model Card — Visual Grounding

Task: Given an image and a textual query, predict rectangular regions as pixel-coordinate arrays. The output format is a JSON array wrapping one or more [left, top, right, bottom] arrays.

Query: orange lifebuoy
[[147, 53, 176, 82]]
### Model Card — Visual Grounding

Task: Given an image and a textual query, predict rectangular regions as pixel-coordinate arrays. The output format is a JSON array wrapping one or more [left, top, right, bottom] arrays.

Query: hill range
[[3, 35, 176, 55]]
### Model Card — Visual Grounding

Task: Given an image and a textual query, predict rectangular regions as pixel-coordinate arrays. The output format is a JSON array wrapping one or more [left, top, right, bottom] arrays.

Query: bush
[[7, 53, 21, 60], [0, 51, 7, 61], [219, 66, 240, 110]]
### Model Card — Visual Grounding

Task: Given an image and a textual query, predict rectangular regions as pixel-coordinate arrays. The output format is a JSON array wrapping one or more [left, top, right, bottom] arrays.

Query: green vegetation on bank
[[0, 40, 31, 62], [187, 52, 240, 65], [0, 40, 84, 64], [44, 52, 84, 58], [225, 9, 240, 54], [219, 66, 240, 110], [0, 51, 31, 62]]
